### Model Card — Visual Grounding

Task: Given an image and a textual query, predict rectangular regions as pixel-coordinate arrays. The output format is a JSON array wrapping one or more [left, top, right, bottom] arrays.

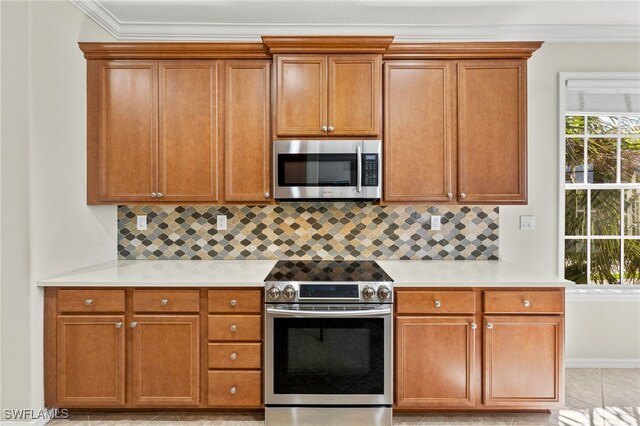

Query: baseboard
[[566, 358, 640, 368]]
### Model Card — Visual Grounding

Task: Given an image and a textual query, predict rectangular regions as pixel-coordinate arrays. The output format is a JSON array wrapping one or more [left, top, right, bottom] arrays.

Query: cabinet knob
[[264, 192, 270, 198], [229, 299, 237, 307], [115, 322, 123, 328], [328, 126, 334, 132], [230, 324, 237, 332], [321, 125, 328, 132], [434, 300, 441, 308], [486, 322, 493, 329], [229, 386, 237, 395], [230, 352, 237, 360], [522, 299, 531, 307], [460, 192, 466, 200], [447, 192, 453, 200], [470, 322, 477, 330], [85, 298, 93, 306], [151, 192, 157, 198], [130, 321, 138, 328], [160, 299, 169, 306], [157, 192, 163, 198]]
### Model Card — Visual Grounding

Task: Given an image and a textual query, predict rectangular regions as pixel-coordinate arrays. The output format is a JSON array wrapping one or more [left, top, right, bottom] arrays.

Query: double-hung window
[[560, 73, 640, 285]]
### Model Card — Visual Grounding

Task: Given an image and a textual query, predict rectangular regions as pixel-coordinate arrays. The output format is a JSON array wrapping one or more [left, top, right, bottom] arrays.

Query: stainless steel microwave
[[273, 140, 382, 200]]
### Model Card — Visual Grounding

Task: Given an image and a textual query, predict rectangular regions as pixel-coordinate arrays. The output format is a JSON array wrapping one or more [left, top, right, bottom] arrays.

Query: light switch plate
[[520, 215, 535, 231], [431, 215, 442, 231], [136, 215, 147, 231], [217, 215, 227, 231]]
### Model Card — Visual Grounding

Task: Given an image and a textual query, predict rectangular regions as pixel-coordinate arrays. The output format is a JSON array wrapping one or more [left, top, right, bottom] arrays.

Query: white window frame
[[558, 72, 640, 291]]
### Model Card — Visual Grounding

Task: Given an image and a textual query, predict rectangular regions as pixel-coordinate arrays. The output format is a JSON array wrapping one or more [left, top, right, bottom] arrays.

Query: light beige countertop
[[377, 260, 571, 287], [38, 259, 571, 288]]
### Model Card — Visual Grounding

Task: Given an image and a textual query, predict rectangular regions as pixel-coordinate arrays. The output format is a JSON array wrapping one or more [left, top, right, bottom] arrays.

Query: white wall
[[500, 42, 640, 366], [1, 1, 116, 419]]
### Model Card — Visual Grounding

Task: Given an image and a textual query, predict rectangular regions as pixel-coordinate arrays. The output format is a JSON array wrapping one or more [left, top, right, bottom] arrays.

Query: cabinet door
[[98, 61, 157, 202], [384, 61, 456, 203], [458, 60, 527, 204], [275, 56, 327, 137], [328, 55, 381, 136], [224, 61, 271, 202], [131, 315, 200, 406], [483, 315, 563, 407], [158, 61, 220, 202], [396, 316, 476, 408], [57, 315, 125, 407]]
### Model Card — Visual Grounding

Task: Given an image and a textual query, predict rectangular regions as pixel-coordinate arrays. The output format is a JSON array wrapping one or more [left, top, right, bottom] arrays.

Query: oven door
[[265, 304, 392, 406]]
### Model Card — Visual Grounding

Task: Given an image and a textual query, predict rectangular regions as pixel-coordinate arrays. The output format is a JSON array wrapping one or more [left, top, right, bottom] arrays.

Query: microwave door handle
[[266, 307, 391, 318], [356, 145, 362, 193]]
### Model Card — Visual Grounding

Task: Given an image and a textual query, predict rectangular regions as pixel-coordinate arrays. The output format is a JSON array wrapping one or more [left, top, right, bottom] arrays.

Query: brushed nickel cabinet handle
[[230, 352, 237, 360], [85, 298, 93, 306], [460, 192, 466, 200], [486, 322, 493, 329], [447, 192, 453, 200], [434, 300, 441, 308], [264, 192, 270, 198], [229, 299, 237, 307], [328, 126, 334, 132], [522, 299, 530, 307], [115, 322, 123, 328], [157, 192, 163, 198], [470, 322, 477, 330], [229, 386, 237, 395], [130, 321, 138, 328], [230, 324, 237, 332], [321, 125, 328, 132], [151, 192, 157, 198], [160, 299, 169, 306]]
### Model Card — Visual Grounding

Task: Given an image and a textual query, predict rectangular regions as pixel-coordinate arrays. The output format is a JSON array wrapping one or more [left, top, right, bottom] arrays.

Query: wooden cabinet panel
[[98, 61, 157, 202], [208, 343, 261, 369], [58, 289, 125, 313], [158, 61, 220, 202], [396, 316, 476, 408], [396, 290, 475, 314], [223, 61, 272, 202], [384, 61, 455, 203], [208, 289, 262, 313], [133, 289, 200, 313], [208, 315, 261, 341], [484, 290, 564, 314], [275, 56, 327, 136], [208, 370, 261, 407], [328, 55, 380, 136], [131, 315, 200, 406], [483, 315, 563, 407], [458, 60, 527, 204], [56, 315, 125, 407]]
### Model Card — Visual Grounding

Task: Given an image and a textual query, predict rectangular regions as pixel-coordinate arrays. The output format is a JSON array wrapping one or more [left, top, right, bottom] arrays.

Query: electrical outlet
[[431, 215, 442, 231], [217, 214, 227, 231], [136, 215, 147, 231], [520, 215, 535, 231]]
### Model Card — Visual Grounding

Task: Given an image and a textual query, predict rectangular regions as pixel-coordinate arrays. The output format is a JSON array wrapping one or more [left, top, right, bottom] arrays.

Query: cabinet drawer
[[133, 290, 200, 313], [208, 315, 261, 341], [208, 370, 261, 407], [208, 289, 262, 313], [208, 343, 261, 369], [396, 290, 475, 314], [484, 291, 564, 314], [58, 290, 125, 313]]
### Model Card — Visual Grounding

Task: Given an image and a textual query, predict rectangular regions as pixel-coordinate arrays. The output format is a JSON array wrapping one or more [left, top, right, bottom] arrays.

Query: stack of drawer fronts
[[208, 289, 263, 407]]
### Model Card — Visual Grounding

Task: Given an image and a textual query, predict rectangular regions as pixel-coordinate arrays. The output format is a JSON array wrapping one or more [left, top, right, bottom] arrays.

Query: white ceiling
[[71, 0, 640, 42]]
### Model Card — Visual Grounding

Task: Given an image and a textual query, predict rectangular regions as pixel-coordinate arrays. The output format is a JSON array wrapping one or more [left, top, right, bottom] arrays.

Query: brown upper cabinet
[[274, 55, 382, 137], [384, 59, 528, 204]]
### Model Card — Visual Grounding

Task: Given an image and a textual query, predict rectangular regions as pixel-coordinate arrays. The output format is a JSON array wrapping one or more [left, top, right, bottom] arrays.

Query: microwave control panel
[[362, 154, 379, 186]]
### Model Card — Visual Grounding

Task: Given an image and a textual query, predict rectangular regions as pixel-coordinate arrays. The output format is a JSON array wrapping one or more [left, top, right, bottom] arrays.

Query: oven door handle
[[266, 307, 391, 317], [356, 145, 362, 193]]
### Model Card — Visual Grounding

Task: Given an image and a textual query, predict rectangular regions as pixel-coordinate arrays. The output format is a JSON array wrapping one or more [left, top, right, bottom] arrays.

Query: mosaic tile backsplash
[[118, 203, 498, 260]]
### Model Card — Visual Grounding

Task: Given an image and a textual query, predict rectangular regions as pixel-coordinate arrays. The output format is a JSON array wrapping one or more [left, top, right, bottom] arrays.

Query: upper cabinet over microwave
[[274, 55, 382, 138]]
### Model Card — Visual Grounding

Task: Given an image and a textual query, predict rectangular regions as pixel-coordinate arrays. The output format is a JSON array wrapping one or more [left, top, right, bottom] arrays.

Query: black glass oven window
[[278, 154, 357, 187], [299, 284, 359, 299], [273, 317, 384, 394]]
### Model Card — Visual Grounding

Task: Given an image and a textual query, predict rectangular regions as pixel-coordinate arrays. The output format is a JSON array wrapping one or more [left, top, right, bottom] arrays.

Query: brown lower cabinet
[[395, 288, 564, 411], [45, 287, 263, 409]]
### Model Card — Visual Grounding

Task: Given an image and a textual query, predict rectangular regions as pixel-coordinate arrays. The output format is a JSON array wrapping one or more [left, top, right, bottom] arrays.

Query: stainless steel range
[[264, 260, 393, 426]]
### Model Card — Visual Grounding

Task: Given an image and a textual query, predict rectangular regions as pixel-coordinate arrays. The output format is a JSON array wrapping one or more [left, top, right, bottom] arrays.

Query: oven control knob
[[267, 285, 281, 300], [377, 285, 391, 301], [283, 285, 296, 301], [362, 286, 376, 300]]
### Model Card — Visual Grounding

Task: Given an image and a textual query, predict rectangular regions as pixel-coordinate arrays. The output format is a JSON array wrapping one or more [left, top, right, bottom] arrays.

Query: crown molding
[[70, 0, 640, 43], [262, 36, 394, 54], [384, 41, 543, 59], [78, 42, 270, 59]]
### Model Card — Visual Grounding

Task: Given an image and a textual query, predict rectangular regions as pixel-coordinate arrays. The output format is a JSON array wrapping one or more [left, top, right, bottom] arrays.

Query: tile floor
[[49, 368, 640, 426]]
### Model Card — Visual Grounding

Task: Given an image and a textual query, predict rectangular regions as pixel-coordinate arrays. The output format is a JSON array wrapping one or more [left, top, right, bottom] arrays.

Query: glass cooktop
[[264, 260, 393, 283]]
